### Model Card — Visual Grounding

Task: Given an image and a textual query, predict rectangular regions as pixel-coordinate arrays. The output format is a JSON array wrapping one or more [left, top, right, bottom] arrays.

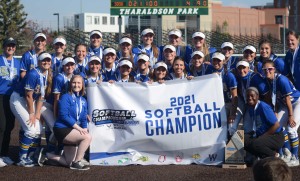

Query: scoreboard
[[110, 0, 209, 15]]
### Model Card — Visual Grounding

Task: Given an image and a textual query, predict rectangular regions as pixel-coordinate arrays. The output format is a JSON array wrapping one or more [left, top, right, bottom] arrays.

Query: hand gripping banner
[[88, 74, 227, 165]]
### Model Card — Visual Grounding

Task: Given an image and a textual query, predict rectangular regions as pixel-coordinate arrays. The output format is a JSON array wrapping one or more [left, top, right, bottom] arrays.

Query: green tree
[[0, 0, 27, 40]]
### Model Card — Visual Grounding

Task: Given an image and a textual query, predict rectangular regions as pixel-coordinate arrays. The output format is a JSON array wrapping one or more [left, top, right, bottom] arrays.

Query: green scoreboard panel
[[110, 0, 209, 15]]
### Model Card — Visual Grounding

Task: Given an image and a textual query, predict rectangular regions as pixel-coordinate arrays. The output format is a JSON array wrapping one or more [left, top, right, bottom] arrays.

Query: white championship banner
[[87, 74, 227, 166]]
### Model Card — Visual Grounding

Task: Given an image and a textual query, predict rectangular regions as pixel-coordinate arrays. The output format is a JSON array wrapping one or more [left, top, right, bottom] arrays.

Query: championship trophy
[[222, 130, 247, 169]]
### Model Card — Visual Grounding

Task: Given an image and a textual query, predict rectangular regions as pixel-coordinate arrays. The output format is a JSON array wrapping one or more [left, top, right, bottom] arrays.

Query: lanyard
[[250, 101, 260, 135], [72, 93, 83, 121], [29, 50, 38, 68], [2, 55, 15, 80], [176, 46, 181, 56], [241, 72, 252, 102], [291, 46, 299, 75], [36, 68, 48, 98]]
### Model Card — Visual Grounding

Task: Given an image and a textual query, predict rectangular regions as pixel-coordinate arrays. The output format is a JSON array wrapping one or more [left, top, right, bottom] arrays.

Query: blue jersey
[[87, 46, 104, 60], [248, 101, 281, 137], [0, 56, 21, 95], [53, 73, 71, 94], [102, 62, 119, 82], [205, 66, 237, 103], [20, 50, 38, 72], [82, 73, 105, 87], [15, 68, 49, 101], [257, 54, 287, 76], [224, 56, 239, 72], [54, 93, 88, 129], [237, 71, 269, 101], [133, 69, 151, 82], [267, 74, 300, 106], [285, 45, 300, 91], [189, 64, 209, 77], [133, 45, 160, 68], [51, 53, 64, 76]]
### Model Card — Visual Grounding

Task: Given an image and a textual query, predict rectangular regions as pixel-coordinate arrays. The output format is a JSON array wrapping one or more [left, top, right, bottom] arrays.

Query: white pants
[[9, 91, 55, 138], [277, 99, 300, 139]]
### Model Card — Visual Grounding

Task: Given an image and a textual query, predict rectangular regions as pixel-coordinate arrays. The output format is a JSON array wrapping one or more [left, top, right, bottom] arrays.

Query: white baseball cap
[[62, 57, 75, 66], [53, 37, 66, 45], [236, 61, 250, 68], [89, 55, 101, 64], [221, 42, 234, 49], [192, 32, 205, 39], [243, 45, 256, 53], [118, 60, 133, 68], [34, 33, 47, 41], [154, 62, 168, 70], [191, 51, 204, 58], [103, 48, 116, 55], [163, 45, 176, 52], [119, 37, 132, 45], [89, 30, 102, 38], [137, 54, 150, 62], [212, 52, 225, 61], [38, 53, 51, 61], [168, 29, 182, 38], [141, 28, 155, 36]]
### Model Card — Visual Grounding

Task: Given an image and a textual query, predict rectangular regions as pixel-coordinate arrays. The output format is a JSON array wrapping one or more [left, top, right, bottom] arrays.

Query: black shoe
[[70, 161, 90, 170]]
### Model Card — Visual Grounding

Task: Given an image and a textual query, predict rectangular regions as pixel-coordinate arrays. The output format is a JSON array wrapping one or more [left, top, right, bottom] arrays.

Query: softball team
[[2, 29, 300, 170]]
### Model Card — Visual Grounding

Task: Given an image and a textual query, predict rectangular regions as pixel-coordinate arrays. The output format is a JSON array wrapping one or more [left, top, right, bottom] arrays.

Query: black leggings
[[245, 131, 284, 158]]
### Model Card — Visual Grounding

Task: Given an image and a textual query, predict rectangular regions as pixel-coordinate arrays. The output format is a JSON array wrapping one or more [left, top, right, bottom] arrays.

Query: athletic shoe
[[280, 148, 292, 163], [70, 161, 90, 170], [37, 148, 47, 167], [1, 157, 14, 165], [0, 158, 7, 167], [17, 158, 34, 167], [287, 155, 300, 167], [81, 158, 90, 166]]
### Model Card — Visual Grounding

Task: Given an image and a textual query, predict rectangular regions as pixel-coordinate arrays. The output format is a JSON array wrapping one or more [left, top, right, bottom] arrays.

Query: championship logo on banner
[[88, 74, 227, 166]]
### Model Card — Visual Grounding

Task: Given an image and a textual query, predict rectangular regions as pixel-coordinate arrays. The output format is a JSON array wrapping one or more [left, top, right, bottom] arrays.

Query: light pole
[[53, 13, 60, 34], [283, 6, 290, 53]]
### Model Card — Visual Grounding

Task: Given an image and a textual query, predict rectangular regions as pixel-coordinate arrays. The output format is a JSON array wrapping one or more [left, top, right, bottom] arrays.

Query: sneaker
[[287, 155, 300, 167], [81, 158, 90, 166], [37, 148, 48, 167], [1, 157, 14, 165], [17, 158, 34, 167], [280, 148, 292, 163], [70, 161, 90, 170], [0, 158, 7, 167]]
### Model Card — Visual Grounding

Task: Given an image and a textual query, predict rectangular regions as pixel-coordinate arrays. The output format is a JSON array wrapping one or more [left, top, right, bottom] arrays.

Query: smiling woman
[[9, 52, 54, 167]]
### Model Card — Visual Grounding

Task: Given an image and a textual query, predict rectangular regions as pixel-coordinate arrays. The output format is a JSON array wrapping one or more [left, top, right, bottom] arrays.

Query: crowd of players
[[0, 28, 299, 170]]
